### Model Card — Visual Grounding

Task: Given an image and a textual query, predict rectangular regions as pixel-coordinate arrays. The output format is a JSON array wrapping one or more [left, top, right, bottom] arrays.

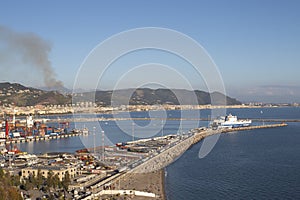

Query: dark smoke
[[0, 25, 63, 89]]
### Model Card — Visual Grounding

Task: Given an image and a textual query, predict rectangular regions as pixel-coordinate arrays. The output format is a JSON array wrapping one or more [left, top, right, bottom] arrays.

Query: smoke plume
[[0, 25, 63, 89]]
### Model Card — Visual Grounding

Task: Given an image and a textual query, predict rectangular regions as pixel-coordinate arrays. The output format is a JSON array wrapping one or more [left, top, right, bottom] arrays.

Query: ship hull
[[220, 120, 252, 128]]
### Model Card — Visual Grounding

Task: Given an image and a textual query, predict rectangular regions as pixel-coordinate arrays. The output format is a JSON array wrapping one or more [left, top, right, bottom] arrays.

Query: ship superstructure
[[211, 114, 252, 129]]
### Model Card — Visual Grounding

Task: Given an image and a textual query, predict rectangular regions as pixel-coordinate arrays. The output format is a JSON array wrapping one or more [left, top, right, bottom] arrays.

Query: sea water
[[165, 107, 300, 199]]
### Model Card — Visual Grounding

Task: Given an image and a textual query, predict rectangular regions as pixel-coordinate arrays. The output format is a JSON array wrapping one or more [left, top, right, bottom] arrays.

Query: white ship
[[212, 114, 252, 128]]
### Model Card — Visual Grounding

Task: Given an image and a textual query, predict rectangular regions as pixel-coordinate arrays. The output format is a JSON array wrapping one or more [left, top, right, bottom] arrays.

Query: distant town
[[0, 102, 299, 116]]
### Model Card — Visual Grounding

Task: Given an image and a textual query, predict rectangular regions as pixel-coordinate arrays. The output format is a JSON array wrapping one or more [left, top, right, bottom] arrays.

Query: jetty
[[84, 123, 287, 199], [132, 123, 287, 173], [0, 130, 88, 146], [220, 123, 287, 133]]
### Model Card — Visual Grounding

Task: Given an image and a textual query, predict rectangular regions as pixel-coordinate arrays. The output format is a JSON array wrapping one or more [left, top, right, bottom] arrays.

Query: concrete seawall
[[193, 123, 287, 143], [124, 123, 287, 198], [220, 123, 287, 133], [132, 135, 194, 174], [78, 123, 289, 199], [114, 123, 288, 178]]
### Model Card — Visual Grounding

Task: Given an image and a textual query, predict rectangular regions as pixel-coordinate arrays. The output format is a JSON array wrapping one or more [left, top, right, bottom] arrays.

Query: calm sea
[[17, 107, 300, 199], [165, 107, 300, 199]]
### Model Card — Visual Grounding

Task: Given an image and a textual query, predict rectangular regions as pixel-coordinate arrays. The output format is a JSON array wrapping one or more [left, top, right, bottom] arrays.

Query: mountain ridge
[[0, 82, 241, 106], [85, 88, 241, 106]]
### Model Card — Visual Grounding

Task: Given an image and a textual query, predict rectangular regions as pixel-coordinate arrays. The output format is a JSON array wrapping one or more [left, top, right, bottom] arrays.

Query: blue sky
[[0, 0, 300, 103]]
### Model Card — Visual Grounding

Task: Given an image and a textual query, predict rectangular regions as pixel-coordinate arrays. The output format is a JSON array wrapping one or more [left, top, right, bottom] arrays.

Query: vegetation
[[21, 170, 71, 192], [94, 88, 241, 106], [0, 168, 23, 200], [0, 82, 241, 106], [0, 82, 70, 106], [18, 169, 71, 199]]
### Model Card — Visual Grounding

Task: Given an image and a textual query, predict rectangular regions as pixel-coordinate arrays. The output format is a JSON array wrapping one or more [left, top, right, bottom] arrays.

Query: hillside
[[0, 82, 241, 106], [92, 88, 241, 106], [0, 82, 71, 106]]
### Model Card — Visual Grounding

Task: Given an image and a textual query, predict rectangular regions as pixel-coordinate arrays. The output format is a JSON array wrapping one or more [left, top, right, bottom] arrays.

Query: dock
[[66, 123, 288, 199], [103, 123, 287, 176], [0, 131, 86, 146], [87, 123, 288, 199], [120, 123, 288, 177], [220, 123, 288, 133]]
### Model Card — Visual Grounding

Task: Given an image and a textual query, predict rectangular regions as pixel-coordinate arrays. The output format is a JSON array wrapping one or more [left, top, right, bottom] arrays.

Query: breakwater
[[193, 123, 288, 142], [130, 124, 288, 181], [220, 123, 287, 133], [74, 123, 287, 199], [117, 124, 287, 175]]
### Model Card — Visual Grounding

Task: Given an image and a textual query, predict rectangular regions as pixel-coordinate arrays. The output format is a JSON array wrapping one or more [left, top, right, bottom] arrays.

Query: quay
[[220, 123, 288, 133], [0, 123, 287, 200], [192, 123, 287, 143], [130, 123, 287, 173], [84, 123, 287, 199], [0, 131, 85, 146]]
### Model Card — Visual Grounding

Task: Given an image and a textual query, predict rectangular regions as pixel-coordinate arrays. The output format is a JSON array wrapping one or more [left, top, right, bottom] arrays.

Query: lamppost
[[161, 119, 164, 137], [132, 122, 134, 142], [102, 130, 105, 162], [93, 127, 96, 155], [260, 110, 264, 125]]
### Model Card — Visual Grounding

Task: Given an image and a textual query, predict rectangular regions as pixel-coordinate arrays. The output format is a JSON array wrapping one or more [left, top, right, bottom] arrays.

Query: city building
[[21, 166, 81, 181]]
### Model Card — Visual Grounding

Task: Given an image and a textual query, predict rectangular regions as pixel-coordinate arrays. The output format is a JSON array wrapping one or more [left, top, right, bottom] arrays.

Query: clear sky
[[0, 0, 299, 103]]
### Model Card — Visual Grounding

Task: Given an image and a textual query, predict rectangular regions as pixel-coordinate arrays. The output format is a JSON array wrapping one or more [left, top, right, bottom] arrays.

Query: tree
[[10, 175, 21, 186], [0, 168, 23, 199], [46, 170, 54, 188], [24, 179, 34, 191], [48, 193, 56, 200], [53, 174, 61, 189], [0, 168, 4, 178], [36, 169, 44, 189], [28, 173, 37, 187], [7, 187, 23, 200], [62, 171, 71, 190]]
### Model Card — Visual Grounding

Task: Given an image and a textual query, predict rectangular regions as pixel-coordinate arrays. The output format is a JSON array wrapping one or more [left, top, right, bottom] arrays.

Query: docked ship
[[211, 114, 252, 128]]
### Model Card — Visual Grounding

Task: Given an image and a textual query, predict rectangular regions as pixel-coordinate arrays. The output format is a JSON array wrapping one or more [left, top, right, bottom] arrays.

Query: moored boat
[[212, 114, 252, 128]]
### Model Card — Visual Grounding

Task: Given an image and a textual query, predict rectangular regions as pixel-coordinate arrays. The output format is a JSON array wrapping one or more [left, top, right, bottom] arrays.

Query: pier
[[132, 123, 288, 173], [0, 131, 85, 146], [220, 123, 287, 133], [85, 123, 287, 199]]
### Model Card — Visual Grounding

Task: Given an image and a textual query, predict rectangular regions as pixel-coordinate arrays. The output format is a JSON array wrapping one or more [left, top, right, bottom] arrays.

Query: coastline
[[91, 123, 287, 199], [2, 104, 296, 116]]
